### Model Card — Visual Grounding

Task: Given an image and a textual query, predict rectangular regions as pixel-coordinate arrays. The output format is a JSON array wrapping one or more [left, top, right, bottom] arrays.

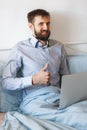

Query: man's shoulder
[[16, 39, 29, 46], [13, 39, 31, 49], [49, 39, 63, 47], [11, 39, 30, 52]]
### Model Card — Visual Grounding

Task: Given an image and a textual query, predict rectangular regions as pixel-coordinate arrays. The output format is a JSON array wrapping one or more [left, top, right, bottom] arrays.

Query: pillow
[[0, 49, 23, 112], [67, 55, 87, 74], [0, 77, 23, 112], [0, 61, 6, 77]]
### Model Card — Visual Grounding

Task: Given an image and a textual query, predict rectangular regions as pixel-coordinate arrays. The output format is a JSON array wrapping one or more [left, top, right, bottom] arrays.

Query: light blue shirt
[[2, 36, 69, 98]]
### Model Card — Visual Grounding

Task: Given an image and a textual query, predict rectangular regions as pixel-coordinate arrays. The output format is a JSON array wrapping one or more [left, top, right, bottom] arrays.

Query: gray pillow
[[0, 61, 23, 112], [67, 55, 87, 74], [0, 61, 5, 77], [0, 77, 23, 112]]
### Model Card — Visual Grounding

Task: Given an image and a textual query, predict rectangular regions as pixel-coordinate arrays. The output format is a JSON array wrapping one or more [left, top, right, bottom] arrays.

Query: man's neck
[[38, 39, 47, 46], [32, 34, 47, 46]]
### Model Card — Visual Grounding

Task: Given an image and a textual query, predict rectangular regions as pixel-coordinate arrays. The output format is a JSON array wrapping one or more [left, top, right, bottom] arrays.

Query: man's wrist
[[32, 74, 38, 85]]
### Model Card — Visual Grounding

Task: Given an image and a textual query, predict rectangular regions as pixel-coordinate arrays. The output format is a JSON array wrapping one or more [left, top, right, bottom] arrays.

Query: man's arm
[[2, 47, 51, 90], [2, 46, 32, 90]]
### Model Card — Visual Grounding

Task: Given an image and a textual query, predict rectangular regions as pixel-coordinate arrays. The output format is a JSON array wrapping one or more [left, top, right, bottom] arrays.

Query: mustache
[[42, 30, 49, 33]]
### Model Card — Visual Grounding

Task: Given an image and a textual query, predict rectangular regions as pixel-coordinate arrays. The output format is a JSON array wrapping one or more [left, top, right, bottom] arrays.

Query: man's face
[[31, 16, 51, 41]]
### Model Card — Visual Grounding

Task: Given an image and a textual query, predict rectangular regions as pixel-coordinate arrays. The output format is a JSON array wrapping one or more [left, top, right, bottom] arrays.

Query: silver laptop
[[59, 72, 87, 109]]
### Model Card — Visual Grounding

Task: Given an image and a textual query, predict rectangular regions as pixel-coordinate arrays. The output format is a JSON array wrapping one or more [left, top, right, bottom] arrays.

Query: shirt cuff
[[22, 76, 32, 88]]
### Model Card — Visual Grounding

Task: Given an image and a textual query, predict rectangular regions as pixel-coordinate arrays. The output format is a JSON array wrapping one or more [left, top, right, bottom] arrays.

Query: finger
[[41, 63, 49, 71]]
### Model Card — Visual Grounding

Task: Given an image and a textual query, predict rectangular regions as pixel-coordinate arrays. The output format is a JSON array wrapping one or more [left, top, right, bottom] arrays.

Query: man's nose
[[43, 23, 48, 30]]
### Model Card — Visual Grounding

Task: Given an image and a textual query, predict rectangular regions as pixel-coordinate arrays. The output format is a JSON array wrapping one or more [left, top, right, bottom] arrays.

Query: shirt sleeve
[[2, 45, 32, 90]]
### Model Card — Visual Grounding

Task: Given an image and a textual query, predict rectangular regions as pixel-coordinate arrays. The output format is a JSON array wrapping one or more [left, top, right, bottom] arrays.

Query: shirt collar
[[30, 35, 49, 49]]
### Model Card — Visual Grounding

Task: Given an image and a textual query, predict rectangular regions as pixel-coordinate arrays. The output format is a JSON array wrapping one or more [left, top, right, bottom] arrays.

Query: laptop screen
[[59, 72, 87, 109]]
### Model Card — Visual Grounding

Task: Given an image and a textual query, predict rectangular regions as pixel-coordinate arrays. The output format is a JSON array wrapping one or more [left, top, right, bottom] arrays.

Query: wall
[[0, 0, 87, 49]]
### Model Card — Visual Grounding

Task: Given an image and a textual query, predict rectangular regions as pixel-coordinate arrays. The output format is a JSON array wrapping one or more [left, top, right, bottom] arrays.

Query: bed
[[0, 43, 87, 130]]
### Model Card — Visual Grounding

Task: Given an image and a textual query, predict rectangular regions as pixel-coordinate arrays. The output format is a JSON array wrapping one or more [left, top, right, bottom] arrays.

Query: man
[[2, 9, 69, 99]]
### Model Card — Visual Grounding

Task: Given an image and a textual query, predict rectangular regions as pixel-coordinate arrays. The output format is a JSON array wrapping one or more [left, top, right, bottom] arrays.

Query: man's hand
[[32, 63, 51, 85]]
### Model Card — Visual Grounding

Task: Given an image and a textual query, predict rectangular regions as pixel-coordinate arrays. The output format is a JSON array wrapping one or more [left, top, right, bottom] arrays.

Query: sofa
[[0, 43, 87, 124]]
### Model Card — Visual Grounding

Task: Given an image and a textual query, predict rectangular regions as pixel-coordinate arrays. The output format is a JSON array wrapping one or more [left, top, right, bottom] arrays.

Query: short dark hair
[[27, 9, 50, 23]]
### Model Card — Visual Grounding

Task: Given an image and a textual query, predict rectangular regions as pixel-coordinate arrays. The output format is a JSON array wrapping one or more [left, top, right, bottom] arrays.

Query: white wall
[[0, 0, 87, 49]]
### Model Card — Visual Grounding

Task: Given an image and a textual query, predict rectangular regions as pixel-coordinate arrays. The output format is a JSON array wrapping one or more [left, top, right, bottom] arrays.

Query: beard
[[34, 29, 51, 41]]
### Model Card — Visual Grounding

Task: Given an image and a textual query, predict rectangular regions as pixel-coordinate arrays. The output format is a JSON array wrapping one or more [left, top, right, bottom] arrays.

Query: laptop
[[59, 72, 87, 109]]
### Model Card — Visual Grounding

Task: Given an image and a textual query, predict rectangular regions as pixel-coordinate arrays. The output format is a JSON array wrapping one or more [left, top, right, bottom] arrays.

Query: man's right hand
[[32, 63, 51, 85]]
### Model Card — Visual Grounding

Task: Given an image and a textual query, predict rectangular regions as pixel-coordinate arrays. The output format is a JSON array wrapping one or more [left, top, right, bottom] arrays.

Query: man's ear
[[28, 22, 33, 29]]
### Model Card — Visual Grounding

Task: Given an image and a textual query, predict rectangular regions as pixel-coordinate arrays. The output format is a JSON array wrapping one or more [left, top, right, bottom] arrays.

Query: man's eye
[[39, 23, 43, 26], [47, 22, 50, 26]]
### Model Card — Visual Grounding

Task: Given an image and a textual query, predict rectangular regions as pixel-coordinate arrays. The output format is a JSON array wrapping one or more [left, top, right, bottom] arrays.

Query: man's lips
[[42, 31, 48, 35]]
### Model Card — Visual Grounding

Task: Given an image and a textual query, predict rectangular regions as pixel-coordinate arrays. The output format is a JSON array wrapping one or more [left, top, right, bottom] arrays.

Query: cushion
[[0, 78, 23, 112], [0, 61, 5, 77], [0, 61, 23, 112], [67, 55, 87, 74]]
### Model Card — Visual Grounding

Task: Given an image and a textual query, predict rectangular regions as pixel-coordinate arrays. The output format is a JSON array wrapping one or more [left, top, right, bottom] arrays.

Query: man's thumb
[[41, 63, 49, 71]]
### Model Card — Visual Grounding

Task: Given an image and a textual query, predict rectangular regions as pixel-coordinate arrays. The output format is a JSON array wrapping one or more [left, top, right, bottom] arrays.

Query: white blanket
[[1, 86, 87, 130]]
